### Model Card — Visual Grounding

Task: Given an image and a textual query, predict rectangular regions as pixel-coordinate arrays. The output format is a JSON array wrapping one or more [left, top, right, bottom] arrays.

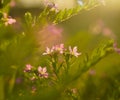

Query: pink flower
[[3, 13, 16, 26], [43, 44, 65, 55], [69, 46, 81, 57], [43, 47, 54, 55], [5, 18, 16, 26], [38, 66, 48, 78], [53, 43, 65, 54], [24, 64, 33, 72]]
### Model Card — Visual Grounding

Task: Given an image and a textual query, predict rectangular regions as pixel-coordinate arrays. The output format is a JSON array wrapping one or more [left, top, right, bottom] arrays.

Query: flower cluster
[[43, 43, 65, 55], [53, 43, 65, 54], [43, 43, 81, 57], [38, 66, 48, 78], [24, 64, 48, 79]]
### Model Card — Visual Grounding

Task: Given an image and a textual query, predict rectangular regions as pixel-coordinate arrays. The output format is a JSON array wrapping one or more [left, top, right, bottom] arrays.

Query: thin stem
[[8, 66, 17, 94], [51, 56, 60, 81]]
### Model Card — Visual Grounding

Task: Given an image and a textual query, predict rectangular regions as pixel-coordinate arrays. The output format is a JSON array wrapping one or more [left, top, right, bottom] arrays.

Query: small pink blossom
[[53, 43, 65, 54], [43, 44, 65, 55], [69, 46, 81, 57], [24, 64, 33, 72], [5, 18, 16, 26], [3, 13, 16, 26], [38, 66, 48, 78], [43, 47, 54, 55]]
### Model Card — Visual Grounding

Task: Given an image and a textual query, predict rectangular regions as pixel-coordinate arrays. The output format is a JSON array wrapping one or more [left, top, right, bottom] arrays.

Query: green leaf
[[24, 12, 33, 28], [23, 0, 102, 29]]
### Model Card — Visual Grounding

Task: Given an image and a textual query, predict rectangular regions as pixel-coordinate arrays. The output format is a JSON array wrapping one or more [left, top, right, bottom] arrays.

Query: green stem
[[8, 68, 17, 94], [51, 57, 60, 80], [65, 55, 70, 75]]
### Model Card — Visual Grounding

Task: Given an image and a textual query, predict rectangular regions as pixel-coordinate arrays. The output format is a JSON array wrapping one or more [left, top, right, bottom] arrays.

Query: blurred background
[[2, 0, 120, 99]]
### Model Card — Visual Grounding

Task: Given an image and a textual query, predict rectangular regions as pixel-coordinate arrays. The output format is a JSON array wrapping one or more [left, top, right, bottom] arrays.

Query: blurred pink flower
[[43, 43, 65, 55], [69, 46, 81, 57], [113, 42, 120, 54], [16, 77, 22, 84], [10, 0, 16, 7], [89, 69, 96, 76], [90, 19, 116, 39], [3, 13, 16, 26], [38, 24, 63, 47], [53, 43, 65, 54], [46, 24, 63, 35], [102, 27, 116, 39], [38, 66, 48, 78], [5, 18, 16, 26], [24, 64, 33, 72]]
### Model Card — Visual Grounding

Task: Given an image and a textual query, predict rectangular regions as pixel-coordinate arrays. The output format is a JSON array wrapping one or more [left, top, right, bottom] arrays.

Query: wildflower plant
[[0, 0, 120, 100], [42, 44, 81, 83]]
